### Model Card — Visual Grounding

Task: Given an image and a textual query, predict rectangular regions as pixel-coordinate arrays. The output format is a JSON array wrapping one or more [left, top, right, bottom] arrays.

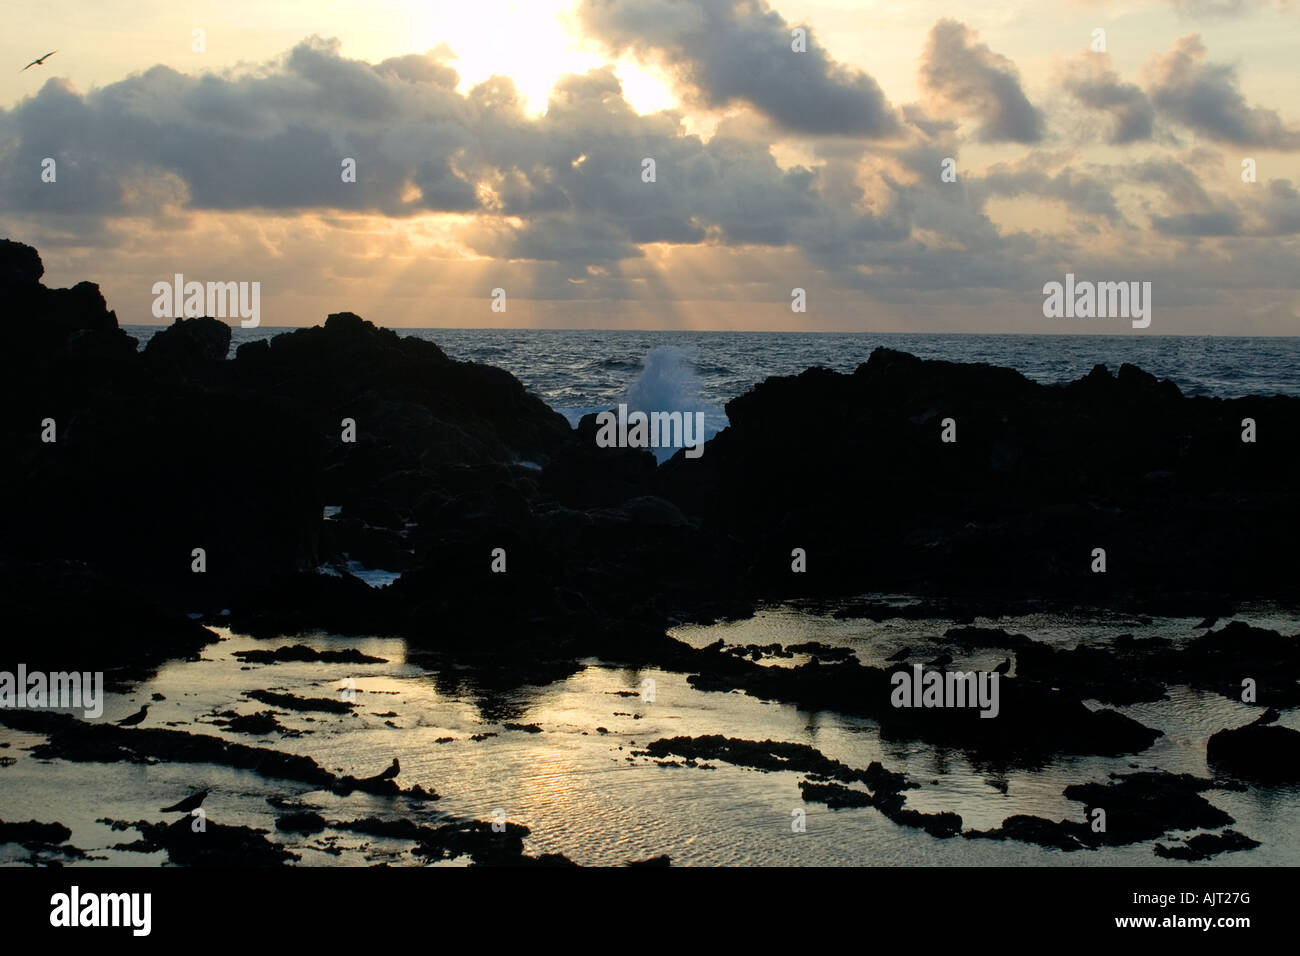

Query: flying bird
[[22, 51, 57, 72], [116, 704, 149, 726], [160, 790, 209, 813]]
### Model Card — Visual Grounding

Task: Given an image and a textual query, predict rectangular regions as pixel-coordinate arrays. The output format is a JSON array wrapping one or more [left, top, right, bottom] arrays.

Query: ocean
[[126, 328, 1300, 451]]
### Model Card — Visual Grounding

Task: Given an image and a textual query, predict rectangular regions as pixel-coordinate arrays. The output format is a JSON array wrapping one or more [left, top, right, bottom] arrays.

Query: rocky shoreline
[[2, 238, 1298, 865]]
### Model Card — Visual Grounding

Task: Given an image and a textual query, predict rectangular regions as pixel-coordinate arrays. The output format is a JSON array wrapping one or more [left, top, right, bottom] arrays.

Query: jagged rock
[[1153, 829, 1260, 861], [143, 316, 232, 370]]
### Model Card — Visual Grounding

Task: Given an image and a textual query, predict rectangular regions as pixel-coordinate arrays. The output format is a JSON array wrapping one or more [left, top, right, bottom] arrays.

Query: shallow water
[[2, 603, 1298, 867]]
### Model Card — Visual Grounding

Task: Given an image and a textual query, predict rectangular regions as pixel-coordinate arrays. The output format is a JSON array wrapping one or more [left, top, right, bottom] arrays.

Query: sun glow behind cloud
[[407, 0, 675, 115], [2, 0, 1298, 332]]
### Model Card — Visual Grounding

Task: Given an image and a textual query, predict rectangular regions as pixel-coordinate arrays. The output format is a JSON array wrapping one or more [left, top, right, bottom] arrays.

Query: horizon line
[[117, 323, 1300, 339]]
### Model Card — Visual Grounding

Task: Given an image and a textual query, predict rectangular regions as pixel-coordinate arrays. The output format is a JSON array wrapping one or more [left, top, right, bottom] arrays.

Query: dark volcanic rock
[[0, 708, 337, 786], [122, 817, 298, 866], [245, 689, 355, 714], [220, 711, 289, 735], [1164, 622, 1300, 707], [1153, 829, 1260, 861], [143, 316, 232, 373], [0, 819, 73, 847], [656, 347, 1300, 610], [0, 559, 216, 680], [232, 643, 388, 665], [677, 648, 1161, 759], [967, 770, 1241, 851], [275, 811, 326, 834], [642, 734, 962, 837], [1207, 709, 1300, 782]]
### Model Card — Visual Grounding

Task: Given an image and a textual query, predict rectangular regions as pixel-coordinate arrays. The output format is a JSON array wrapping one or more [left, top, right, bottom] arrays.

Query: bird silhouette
[[994, 657, 1012, 675], [160, 790, 209, 813], [1252, 707, 1280, 727], [925, 652, 953, 669], [371, 758, 399, 781], [21, 51, 57, 72], [885, 646, 911, 662], [116, 704, 149, 726]]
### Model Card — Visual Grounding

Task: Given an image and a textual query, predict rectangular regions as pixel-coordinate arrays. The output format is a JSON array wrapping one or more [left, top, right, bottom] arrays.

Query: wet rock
[[1207, 710, 1300, 782], [0, 819, 72, 848], [1153, 829, 1260, 861], [0, 708, 337, 787], [275, 811, 326, 834], [218, 711, 290, 736], [1167, 622, 1300, 707], [245, 689, 354, 714], [640, 735, 873, 784], [121, 817, 298, 867], [1063, 772, 1235, 845], [232, 644, 387, 665], [967, 770, 1240, 851], [677, 649, 1161, 760]]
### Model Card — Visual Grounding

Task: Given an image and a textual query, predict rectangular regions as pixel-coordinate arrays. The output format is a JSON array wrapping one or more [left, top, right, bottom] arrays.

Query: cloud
[[919, 19, 1044, 144], [1168, 0, 1270, 19], [0, 39, 910, 274], [1062, 54, 1155, 144], [1130, 158, 1300, 237], [3, 18, 1298, 333], [1142, 34, 1300, 149], [974, 156, 1126, 223], [576, 0, 900, 137]]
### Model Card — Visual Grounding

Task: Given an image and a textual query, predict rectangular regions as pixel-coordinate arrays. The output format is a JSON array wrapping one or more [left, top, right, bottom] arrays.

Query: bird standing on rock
[[885, 646, 911, 662], [373, 758, 399, 780], [117, 704, 149, 726], [994, 657, 1012, 676], [926, 653, 953, 669], [160, 790, 209, 813], [1252, 707, 1280, 726]]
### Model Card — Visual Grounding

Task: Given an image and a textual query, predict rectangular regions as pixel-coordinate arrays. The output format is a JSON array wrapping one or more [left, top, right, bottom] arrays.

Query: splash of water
[[621, 346, 720, 461]]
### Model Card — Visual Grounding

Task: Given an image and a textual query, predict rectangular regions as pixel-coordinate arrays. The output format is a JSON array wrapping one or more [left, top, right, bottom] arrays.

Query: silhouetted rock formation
[[3, 237, 1298, 712], [657, 347, 1300, 610], [1208, 710, 1300, 782]]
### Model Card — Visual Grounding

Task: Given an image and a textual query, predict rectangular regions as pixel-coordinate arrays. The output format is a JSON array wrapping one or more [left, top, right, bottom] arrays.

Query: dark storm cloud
[[919, 19, 1044, 144], [1143, 34, 1300, 149], [0, 40, 909, 269], [1062, 56, 1156, 144], [576, 0, 900, 137], [0, 39, 479, 216]]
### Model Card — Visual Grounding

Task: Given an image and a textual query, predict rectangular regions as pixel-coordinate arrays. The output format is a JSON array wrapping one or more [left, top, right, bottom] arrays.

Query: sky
[[1, 0, 1298, 333]]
